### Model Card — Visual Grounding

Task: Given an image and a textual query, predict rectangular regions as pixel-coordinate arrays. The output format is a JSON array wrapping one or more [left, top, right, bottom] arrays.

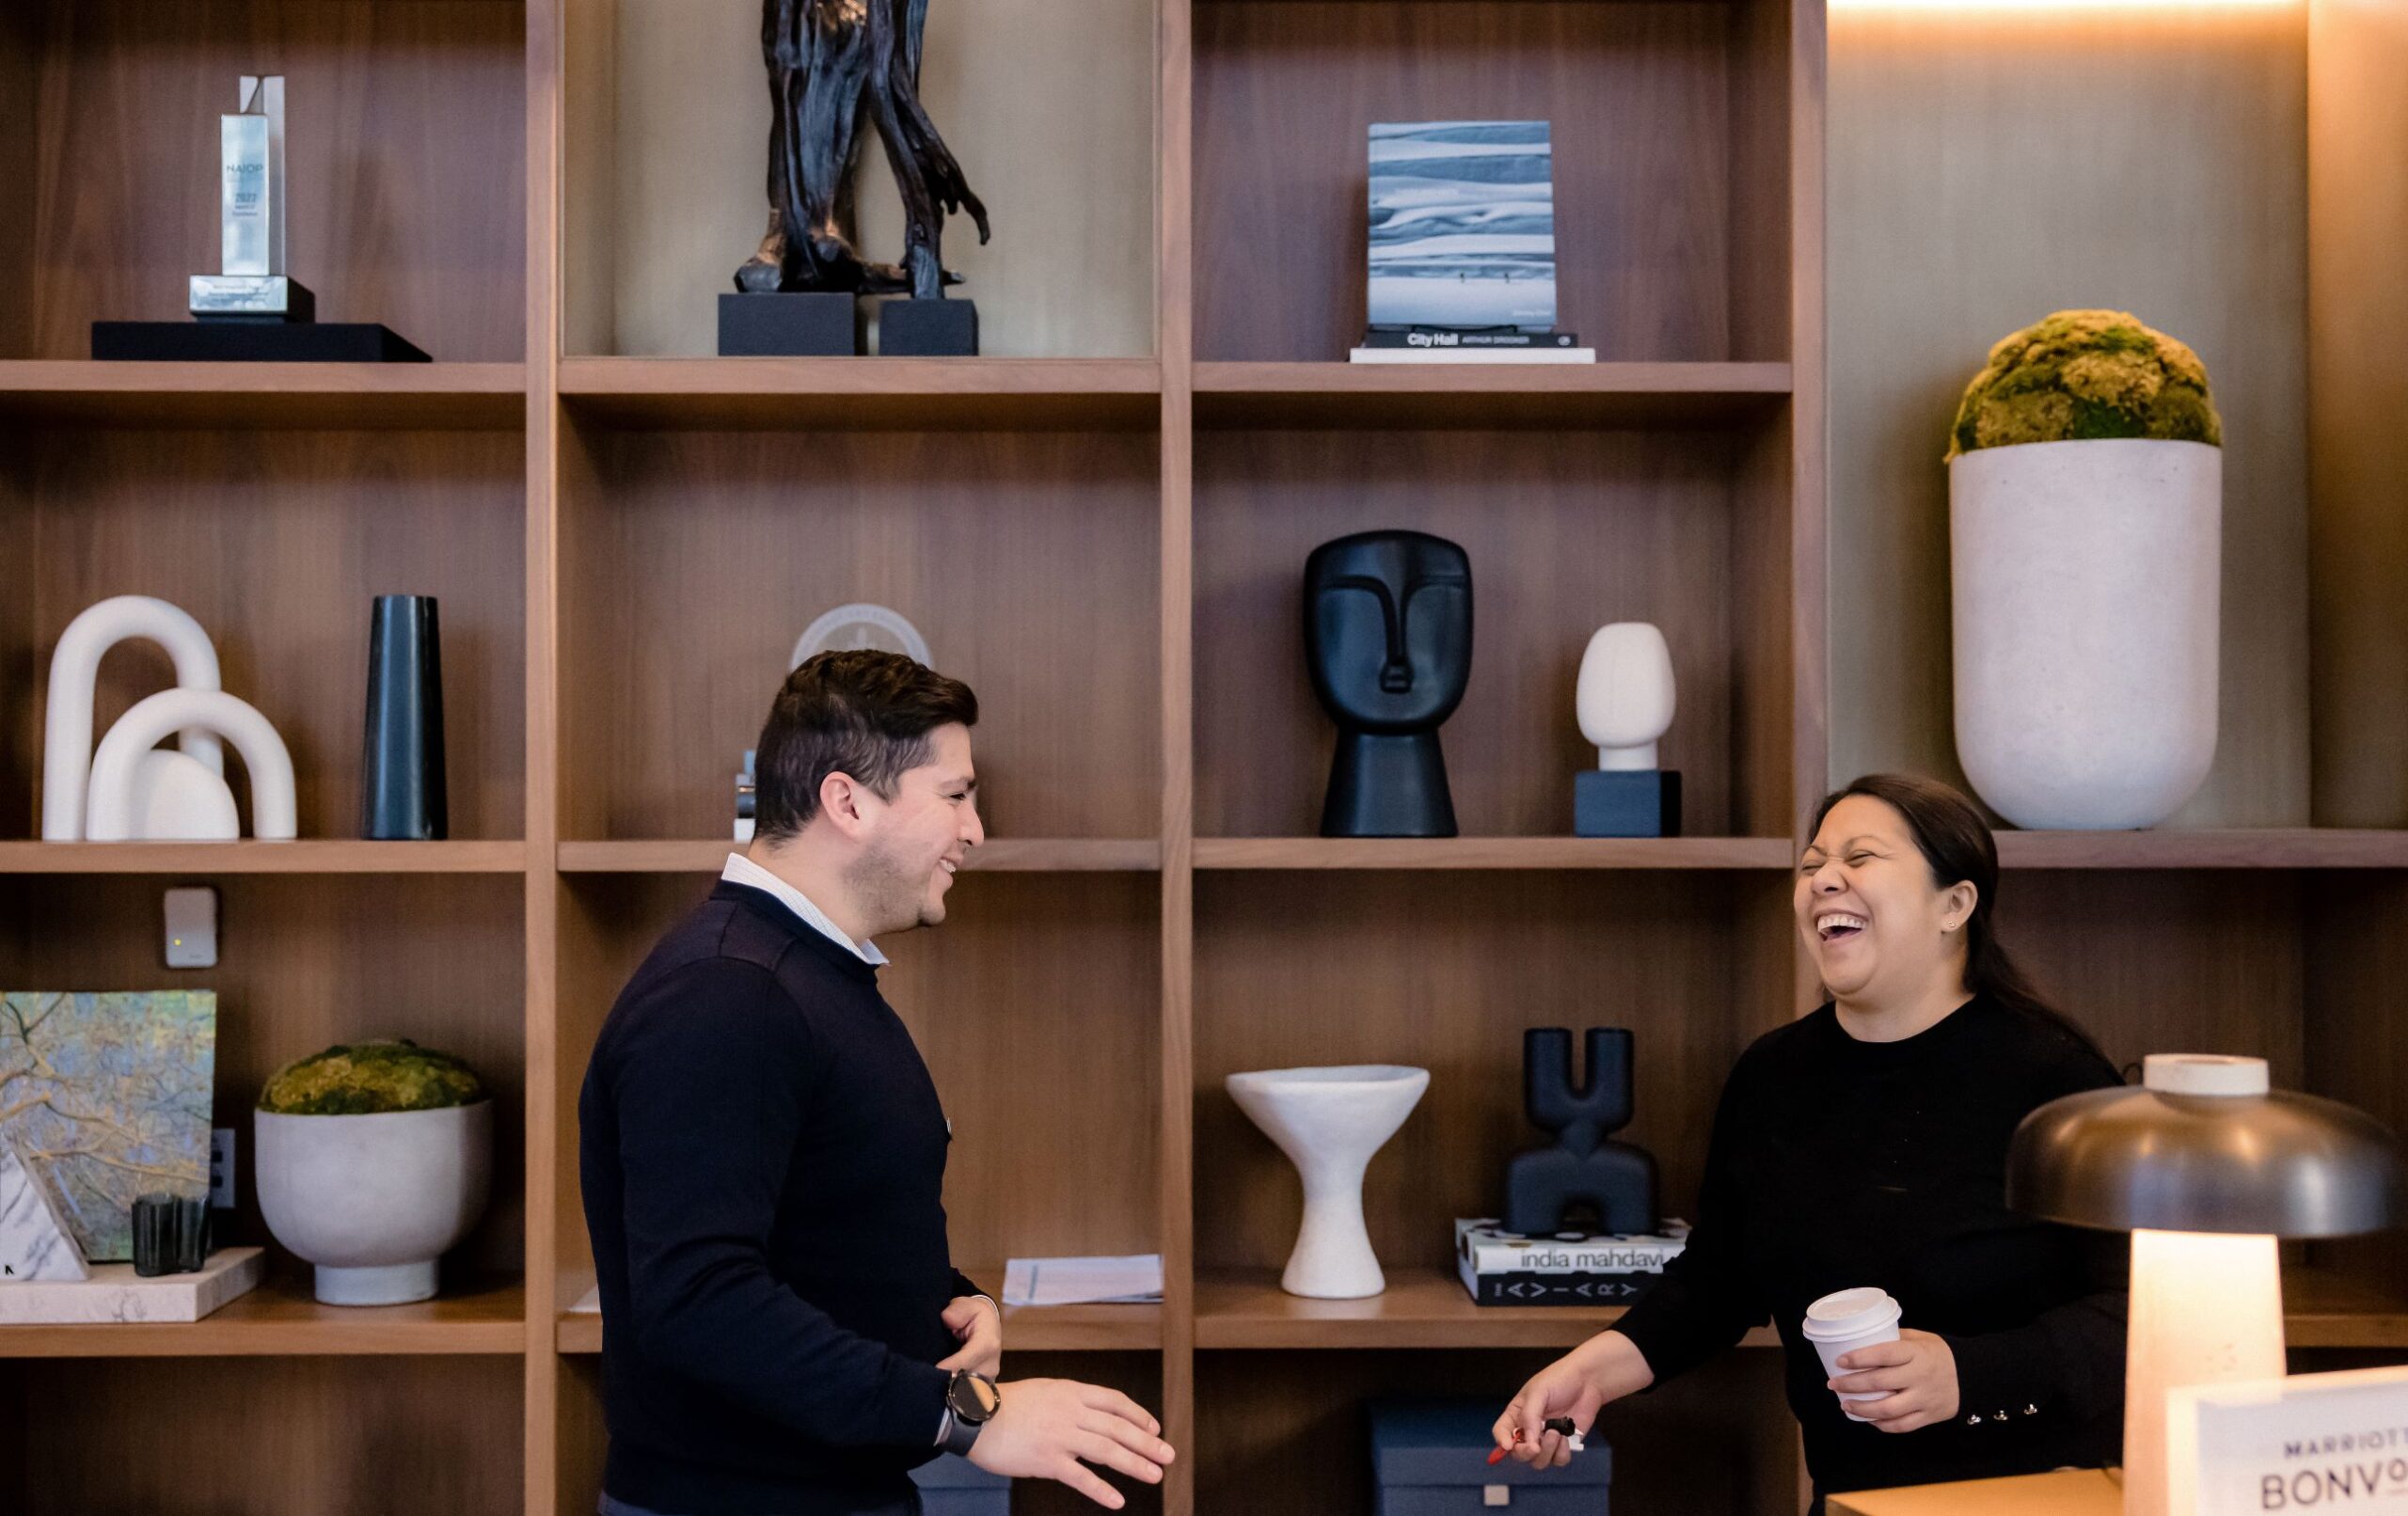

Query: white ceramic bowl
[[256, 1100, 492, 1305]]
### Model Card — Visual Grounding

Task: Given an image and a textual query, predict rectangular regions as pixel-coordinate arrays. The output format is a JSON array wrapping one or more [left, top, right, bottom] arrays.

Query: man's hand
[[937, 1295, 1002, 1378], [965, 1378, 1175, 1510], [1829, 1328, 1960, 1433]]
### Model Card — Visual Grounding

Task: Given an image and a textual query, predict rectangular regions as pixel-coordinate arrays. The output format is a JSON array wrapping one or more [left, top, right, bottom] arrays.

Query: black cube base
[[1575, 769, 1682, 838], [719, 292, 859, 356], [92, 322, 430, 362], [878, 298, 979, 356]]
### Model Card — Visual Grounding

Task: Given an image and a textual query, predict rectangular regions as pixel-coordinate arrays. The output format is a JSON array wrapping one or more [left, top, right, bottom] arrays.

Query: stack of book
[[1454, 1218, 1688, 1306], [1350, 328, 1597, 364]]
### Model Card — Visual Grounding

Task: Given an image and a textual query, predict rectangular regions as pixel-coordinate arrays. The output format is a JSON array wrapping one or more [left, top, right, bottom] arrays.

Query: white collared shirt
[[720, 853, 888, 967]]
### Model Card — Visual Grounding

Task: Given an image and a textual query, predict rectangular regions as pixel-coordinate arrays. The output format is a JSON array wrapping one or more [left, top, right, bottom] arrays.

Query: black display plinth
[[719, 292, 859, 356], [92, 323, 431, 362], [879, 298, 978, 356], [1573, 769, 1682, 838]]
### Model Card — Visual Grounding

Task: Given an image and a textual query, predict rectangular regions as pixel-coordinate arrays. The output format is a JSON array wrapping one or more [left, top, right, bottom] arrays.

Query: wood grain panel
[[572, 0, 1154, 358], [1827, 9, 2310, 827], [0, 8, 34, 361], [22, 0, 526, 361], [1196, 1349, 1797, 1516], [8, 427, 528, 841], [0, 1274, 526, 1358], [556, 873, 1161, 1277], [0, 873, 529, 1275], [2302, 872, 2408, 1316], [1194, 1, 1739, 363], [1194, 872, 1789, 1274], [13, 1355, 523, 1516], [2306, 0, 2408, 827], [1985, 870, 2305, 1082], [1194, 427, 1777, 838], [556, 422, 1159, 841]]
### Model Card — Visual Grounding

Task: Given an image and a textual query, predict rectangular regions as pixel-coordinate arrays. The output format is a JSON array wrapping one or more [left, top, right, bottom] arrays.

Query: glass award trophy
[[191, 77, 313, 323], [92, 76, 428, 359]]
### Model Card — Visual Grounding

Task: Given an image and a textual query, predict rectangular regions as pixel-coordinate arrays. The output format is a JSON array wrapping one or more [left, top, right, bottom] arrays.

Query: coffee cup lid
[[1802, 1287, 1900, 1338]]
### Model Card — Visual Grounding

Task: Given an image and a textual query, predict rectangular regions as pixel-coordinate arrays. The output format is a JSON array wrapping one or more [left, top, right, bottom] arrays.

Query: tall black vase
[[361, 594, 448, 840]]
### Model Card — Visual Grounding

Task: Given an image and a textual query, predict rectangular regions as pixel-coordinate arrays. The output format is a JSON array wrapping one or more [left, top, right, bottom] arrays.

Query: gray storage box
[[910, 1452, 1010, 1516], [1371, 1401, 1610, 1516]]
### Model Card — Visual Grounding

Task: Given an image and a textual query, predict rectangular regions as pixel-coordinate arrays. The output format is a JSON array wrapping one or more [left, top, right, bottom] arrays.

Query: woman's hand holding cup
[[1827, 1329, 1960, 1434]]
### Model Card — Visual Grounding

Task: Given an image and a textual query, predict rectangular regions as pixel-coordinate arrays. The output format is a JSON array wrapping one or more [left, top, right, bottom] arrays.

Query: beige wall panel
[[580, 0, 1154, 357], [1829, 8, 2308, 827], [2306, 0, 2408, 826]]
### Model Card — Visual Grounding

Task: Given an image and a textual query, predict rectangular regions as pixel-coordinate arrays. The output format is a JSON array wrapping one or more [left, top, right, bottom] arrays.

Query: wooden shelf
[[1194, 837, 1793, 870], [1188, 1266, 2408, 1352], [557, 357, 1161, 431], [1193, 361, 1792, 430], [556, 838, 1159, 873], [0, 1274, 526, 1359], [0, 361, 526, 429], [1994, 829, 2408, 869], [557, 1299, 1160, 1354], [0, 841, 529, 875], [1196, 1267, 1782, 1351], [2283, 1267, 2408, 1349]]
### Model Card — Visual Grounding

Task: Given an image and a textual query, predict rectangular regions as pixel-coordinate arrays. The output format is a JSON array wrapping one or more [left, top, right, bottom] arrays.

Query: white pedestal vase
[[256, 1101, 492, 1304], [1226, 1066, 1429, 1300], [1951, 438, 2221, 830]]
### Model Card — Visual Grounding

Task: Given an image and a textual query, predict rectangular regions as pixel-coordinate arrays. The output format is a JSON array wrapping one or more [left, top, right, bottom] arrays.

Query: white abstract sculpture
[[1576, 623, 1676, 771], [42, 594, 295, 842], [1227, 1065, 1430, 1300]]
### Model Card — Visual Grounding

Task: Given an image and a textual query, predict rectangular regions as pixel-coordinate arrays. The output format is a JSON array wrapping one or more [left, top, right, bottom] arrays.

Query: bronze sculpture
[[736, 0, 990, 301]]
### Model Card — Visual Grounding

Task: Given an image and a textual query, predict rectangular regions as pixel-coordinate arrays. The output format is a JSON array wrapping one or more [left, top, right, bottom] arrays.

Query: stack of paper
[[1002, 1255, 1164, 1307]]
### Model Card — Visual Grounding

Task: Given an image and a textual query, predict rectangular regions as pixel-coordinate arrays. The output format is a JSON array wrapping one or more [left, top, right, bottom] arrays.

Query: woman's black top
[[1610, 992, 2128, 1502]]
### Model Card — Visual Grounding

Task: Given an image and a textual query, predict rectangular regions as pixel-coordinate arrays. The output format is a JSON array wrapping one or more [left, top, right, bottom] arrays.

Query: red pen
[[1488, 1416, 1581, 1464]]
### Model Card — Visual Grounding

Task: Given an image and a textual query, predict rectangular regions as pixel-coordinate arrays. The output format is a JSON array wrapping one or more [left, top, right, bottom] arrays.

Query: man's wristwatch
[[940, 1369, 1000, 1456]]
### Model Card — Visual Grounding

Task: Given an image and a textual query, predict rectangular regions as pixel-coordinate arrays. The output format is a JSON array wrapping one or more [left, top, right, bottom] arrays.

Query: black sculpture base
[[1575, 769, 1682, 838], [879, 298, 978, 356], [719, 292, 860, 356], [92, 322, 430, 362], [1323, 730, 1457, 838]]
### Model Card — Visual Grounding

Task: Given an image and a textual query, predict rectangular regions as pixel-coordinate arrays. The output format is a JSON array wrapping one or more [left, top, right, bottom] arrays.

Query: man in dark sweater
[[580, 652, 1174, 1516]]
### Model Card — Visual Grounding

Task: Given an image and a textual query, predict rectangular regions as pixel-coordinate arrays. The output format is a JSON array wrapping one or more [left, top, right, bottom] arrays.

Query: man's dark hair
[[752, 651, 978, 841]]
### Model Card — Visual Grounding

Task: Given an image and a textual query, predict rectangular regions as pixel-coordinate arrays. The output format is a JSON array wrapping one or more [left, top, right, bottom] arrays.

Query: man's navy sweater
[[580, 880, 981, 1515]]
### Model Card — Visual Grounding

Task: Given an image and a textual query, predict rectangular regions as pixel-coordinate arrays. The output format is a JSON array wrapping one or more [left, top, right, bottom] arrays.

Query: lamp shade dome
[[2007, 1055, 2400, 1238]]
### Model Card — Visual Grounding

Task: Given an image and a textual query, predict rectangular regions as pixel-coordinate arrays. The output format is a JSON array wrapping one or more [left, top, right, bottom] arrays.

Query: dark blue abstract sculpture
[[1504, 1027, 1658, 1238]]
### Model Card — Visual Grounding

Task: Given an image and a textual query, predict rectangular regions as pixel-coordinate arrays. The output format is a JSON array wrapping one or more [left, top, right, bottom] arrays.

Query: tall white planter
[[1951, 438, 2221, 830]]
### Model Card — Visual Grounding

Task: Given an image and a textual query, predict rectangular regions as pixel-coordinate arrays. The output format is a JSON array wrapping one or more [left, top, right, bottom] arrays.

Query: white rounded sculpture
[[41, 595, 295, 842], [256, 1101, 493, 1305], [791, 603, 933, 670], [86, 689, 297, 842], [1226, 1065, 1430, 1300], [1952, 439, 2221, 830], [42, 596, 226, 840], [1577, 623, 1676, 771]]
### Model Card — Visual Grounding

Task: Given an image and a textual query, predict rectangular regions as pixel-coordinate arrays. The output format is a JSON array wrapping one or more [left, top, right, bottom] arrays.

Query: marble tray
[[0, 1245, 263, 1324]]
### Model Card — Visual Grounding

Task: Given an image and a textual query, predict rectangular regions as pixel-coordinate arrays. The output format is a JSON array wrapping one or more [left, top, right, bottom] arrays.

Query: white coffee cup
[[1802, 1287, 1904, 1422]]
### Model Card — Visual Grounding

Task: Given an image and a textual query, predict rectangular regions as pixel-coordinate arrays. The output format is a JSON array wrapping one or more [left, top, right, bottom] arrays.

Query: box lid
[[911, 1453, 1009, 1491], [1370, 1400, 1612, 1489]]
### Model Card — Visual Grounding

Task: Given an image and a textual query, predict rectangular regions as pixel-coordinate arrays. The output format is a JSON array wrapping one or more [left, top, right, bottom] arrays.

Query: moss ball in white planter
[[256, 1042, 492, 1306]]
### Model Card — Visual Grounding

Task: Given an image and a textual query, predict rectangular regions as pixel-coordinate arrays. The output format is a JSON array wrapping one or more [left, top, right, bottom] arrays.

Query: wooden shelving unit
[[2, 0, 2401, 1513]]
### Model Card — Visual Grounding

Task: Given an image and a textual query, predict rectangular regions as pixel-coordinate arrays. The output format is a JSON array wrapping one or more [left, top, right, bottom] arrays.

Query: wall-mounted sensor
[[164, 885, 219, 969]]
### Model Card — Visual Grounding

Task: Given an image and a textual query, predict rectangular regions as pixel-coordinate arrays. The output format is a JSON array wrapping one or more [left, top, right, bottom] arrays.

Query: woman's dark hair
[[1810, 773, 2109, 1066], [752, 650, 978, 842]]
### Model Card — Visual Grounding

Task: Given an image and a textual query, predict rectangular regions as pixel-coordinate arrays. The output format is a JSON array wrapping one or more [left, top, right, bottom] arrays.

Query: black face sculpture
[[1304, 530, 1473, 837]]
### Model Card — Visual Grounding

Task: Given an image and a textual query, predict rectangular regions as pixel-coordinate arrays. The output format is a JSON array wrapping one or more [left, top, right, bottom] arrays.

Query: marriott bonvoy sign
[[2170, 1366, 2408, 1513]]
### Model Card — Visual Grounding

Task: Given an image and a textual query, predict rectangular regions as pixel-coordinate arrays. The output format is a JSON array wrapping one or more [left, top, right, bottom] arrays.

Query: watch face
[[953, 1371, 1000, 1421]]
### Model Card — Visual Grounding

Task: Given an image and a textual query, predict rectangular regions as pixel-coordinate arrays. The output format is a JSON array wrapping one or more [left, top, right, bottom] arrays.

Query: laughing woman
[[1494, 774, 2129, 1511]]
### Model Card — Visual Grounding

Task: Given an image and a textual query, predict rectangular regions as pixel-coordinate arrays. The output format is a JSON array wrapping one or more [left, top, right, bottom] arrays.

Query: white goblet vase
[[1226, 1065, 1430, 1299]]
